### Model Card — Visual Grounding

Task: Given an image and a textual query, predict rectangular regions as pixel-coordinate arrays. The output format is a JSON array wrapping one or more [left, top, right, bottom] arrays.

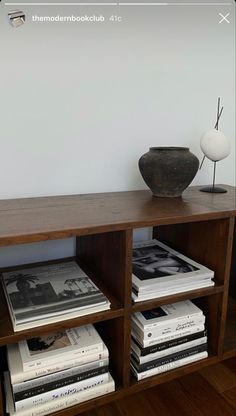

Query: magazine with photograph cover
[[7, 342, 109, 384], [132, 240, 214, 292], [132, 280, 215, 302], [18, 324, 104, 372], [1, 261, 110, 330]]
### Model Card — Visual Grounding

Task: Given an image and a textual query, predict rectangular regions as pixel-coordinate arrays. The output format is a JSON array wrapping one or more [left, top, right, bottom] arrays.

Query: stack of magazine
[[4, 324, 115, 416], [131, 300, 208, 380], [1, 260, 110, 331], [132, 240, 215, 302]]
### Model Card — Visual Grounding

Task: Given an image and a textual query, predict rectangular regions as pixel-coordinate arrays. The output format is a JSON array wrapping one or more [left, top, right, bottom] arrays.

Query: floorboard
[[81, 359, 236, 416]]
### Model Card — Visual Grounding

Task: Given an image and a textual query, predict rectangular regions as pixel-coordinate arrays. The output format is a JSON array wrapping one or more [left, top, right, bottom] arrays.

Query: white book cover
[[8, 342, 109, 384], [5, 372, 115, 416], [11, 302, 111, 332], [131, 351, 208, 380], [132, 240, 214, 291], [132, 276, 213, 294], [19, 324, 103, 372], [132, 280, 215, 302], [132, 300, 203, 330], [132, 336, 207, 364], [131, 324, 206, 348], [132, 315, 205, 340], [13, 357, 109, 395], [1, 261, 109, 325], [15, 372, 110, 412]]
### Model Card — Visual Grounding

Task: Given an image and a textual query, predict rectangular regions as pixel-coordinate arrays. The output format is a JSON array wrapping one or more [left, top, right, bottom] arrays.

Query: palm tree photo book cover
[[1, 260, 110, 331]]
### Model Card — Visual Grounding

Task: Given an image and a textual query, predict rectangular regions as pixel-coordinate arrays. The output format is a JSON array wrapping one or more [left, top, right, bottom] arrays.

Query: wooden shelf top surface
[[0, 185, 235, 246]]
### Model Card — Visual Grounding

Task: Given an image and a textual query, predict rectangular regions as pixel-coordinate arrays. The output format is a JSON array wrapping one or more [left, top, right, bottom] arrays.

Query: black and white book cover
[[131, 329, 207, 356], [131, 351, 208, 381], [14, 365, 109, 402], [4, 371, 115, 416], [18, 324, 104, 371], [13, 357, 109, 399], [131, 342, 208, 373], [1, 261, 110, 325], [132, 240, 214, 292], [7, 341, 109, 384]]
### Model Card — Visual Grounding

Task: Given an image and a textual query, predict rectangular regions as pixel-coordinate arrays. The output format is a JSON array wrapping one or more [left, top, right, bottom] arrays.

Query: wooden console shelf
[[0, 185, 235, 416]]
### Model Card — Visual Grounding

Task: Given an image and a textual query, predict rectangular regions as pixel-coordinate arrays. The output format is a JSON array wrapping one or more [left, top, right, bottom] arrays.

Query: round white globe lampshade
[[200, 129, 230, 162]]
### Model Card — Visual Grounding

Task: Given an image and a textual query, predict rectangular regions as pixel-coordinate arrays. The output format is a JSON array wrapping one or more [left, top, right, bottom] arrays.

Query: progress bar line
[[4, 1, 233, 4], [119, 2, 232, 4], [5, 2, 118, 5]]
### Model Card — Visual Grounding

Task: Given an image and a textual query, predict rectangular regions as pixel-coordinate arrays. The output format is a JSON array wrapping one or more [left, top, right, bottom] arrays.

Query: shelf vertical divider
[[153, 217, 235, 357], [76, 229, 133, 388]]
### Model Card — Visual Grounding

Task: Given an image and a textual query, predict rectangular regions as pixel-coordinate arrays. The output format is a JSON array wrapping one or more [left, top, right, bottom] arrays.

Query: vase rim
[[149, 146, 189, 151]]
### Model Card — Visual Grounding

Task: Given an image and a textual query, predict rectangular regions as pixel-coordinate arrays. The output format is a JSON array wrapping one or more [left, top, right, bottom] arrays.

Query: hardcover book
[[132, 300, 203, 330], [15, 372, 110, 412], [18, 325, 104, 372], [131, 351, 208, 381], [4, 372, 115, 416], [132, 240, 214, 293], [131, 329, 207, 356], [13, 359, 109, 401], [8, 337, 109, 384], [131, 343, 207, 373], [132, 336, 207, 365], [1, 261, 110, 331], [131, 324, 206, 348]]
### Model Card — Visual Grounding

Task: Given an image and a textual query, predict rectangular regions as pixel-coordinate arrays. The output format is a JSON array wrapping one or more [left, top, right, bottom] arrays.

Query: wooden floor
[[82, 359, 236, 416]]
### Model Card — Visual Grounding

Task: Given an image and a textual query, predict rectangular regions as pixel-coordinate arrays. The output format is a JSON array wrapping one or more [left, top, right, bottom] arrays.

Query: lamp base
[[200, 186, 227, 194]]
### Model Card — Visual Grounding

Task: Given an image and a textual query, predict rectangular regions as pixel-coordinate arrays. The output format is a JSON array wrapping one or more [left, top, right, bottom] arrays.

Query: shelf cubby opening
[[0, 256, 124, 346]]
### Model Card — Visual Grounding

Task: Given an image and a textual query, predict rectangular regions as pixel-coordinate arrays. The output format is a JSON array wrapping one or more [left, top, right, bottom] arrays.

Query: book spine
[[134, 337, 207, 365], [132, 316, 205, 340], [134, 309, 203, 330], [132, 343, 207, 372], [132, 324, 205, 347], [21, 343, 103, 372], [11, 349, 109, 384], [13, 358, 109, 394], [132, 331, 207, 357], [14, 365, 109, 402], [12, 377, 115, 416], [15, 372, 109, 412], [133, 352, 208, 381]]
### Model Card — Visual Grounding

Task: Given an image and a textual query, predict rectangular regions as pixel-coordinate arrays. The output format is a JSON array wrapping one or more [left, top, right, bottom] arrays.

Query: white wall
[[0, 1, 235, 266]]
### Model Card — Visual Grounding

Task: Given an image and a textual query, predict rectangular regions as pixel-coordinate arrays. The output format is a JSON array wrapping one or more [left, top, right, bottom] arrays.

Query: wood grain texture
[[0, 185, 235, 416], [81, 359, 236, 416], [0, 185, 235, 247]]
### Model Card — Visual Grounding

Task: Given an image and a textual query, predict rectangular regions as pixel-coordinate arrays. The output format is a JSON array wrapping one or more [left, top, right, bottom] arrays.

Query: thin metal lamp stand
[[200, 97, 228, 194], [200, 161, 227, 193]]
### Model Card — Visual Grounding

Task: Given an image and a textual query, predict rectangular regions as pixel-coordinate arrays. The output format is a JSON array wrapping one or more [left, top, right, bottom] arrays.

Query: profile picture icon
[[8, 10, 25, 28]]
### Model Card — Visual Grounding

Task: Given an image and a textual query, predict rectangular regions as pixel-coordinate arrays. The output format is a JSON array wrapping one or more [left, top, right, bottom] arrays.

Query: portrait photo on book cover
[[26, 331, 71, 355], [133, 245, 198, 280]]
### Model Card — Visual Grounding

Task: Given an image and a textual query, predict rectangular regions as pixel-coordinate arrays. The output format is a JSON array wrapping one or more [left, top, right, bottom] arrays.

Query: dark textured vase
[[139, 147, 199, 198]]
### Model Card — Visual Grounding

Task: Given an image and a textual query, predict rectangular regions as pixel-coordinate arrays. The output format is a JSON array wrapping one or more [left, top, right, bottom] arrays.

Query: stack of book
[[132, 240, 214, 302], [1, 260, 110, 331], [131, 300, 208, 380], [4, 324, 115, 416]]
